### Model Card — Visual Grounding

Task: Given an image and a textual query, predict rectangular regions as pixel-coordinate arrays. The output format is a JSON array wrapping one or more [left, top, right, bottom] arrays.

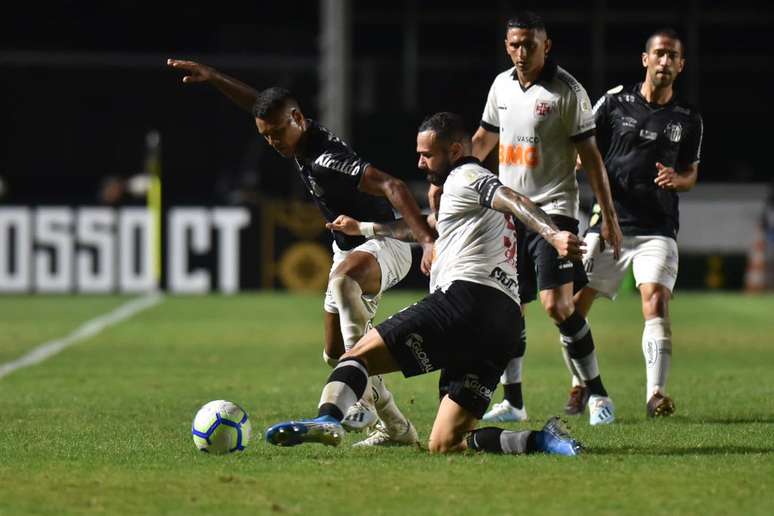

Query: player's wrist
[[358, 222, 375, 238]]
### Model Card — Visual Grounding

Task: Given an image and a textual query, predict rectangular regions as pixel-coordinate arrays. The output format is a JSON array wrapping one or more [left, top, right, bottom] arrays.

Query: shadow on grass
[[589, 445, 774, 456]]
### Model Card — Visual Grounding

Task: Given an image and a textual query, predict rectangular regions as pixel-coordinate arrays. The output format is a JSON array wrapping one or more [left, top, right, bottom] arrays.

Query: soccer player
[[264, 112, 584, 456], [167, 59, 436, 445], [571, 28, 703, 417], [470, 12, 623, 425]]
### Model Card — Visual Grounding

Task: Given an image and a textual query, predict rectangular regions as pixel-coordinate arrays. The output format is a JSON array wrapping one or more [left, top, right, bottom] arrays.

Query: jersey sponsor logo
[[497, 105, 508, 110], [463, 374, 494, 401], [623, 94, 636, 103], [580, 98, 592, 112], [405, 333, 434, 373], [314, 153, 362, 176], [558, 260, 573, 270], [534, 100, 554, 118], [674, 106, 690, 115], [499, 144, 539, 168], [621, 116, 638, 129], [489, 266, 518, 292], [664, 121, 683, 143], [515, 135, 541, 144], [639, 129, 658, 141]]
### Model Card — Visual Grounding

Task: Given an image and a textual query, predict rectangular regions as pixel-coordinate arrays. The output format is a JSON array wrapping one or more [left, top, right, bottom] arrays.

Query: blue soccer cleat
[[265, 415, 345, 447], [534, 416, 583, 456]]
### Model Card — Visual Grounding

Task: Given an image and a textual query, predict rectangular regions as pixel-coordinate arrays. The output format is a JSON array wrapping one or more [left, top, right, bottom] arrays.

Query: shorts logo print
[[463, 374, 494, 401], [405, 333, 434, 373]]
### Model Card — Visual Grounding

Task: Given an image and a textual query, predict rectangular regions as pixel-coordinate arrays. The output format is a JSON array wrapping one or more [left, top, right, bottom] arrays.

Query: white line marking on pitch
[[0, 292, 163, 380]]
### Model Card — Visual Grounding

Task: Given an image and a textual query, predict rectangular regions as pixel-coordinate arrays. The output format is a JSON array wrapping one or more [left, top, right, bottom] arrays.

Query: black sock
[[466, 427, 504, 453], [467, 427, 535, 454], [558, 311, 608, 397], [503, 383, 524, 409], [317, 357, 369, 421]]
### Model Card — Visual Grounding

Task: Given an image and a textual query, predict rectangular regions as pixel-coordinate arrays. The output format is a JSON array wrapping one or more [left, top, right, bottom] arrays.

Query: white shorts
[[324, 237, 413, 317], [583, 233, 679, 300]]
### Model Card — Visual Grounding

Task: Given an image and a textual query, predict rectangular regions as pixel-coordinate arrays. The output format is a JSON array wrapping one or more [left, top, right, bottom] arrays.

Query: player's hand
[[600, 216, 623, 260], [420, 242, 434, 276], [550, 231, 586, 261], [325, 215, 362, 236], [167, 59, 216, 84], [654, 162, 679, 190]]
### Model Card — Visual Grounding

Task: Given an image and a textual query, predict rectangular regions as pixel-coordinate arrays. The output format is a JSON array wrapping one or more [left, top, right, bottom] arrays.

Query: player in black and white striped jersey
[[167, 59, 436, 446], [265, 112, 585, 456]]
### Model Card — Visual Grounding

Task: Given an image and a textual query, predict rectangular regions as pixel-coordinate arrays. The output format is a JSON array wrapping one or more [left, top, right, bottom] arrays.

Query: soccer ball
[[191, 400, 252, 454]]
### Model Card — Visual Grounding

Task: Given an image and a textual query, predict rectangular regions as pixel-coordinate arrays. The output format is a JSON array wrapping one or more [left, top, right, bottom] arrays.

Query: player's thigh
[[331, 250, 382, 295], [343, 328, 400, 376], [631, 236, 678, 293], [582, 231, 632, 300], [428, 395, 478, 454], [375, 289, 457, 379], [531, 215, 587, 294]]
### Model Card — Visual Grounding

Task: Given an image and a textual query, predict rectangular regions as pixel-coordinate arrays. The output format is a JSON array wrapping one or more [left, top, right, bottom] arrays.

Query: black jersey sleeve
[[472, 174, 504, 208], [676, 112, 704, 170], [311, 150, 371, 186]]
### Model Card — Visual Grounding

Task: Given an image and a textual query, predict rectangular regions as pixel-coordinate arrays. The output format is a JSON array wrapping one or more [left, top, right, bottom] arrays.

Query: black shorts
[[376, 280, 523, 418], [516, 215, 588, 304]]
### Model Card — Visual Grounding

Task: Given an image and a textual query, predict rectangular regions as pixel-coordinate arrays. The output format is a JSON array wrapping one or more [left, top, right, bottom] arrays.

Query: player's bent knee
[[427, 435, 464, 454]]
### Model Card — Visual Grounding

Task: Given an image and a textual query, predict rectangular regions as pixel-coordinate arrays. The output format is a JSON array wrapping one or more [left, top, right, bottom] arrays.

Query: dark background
[[2, 1, 772, 207]]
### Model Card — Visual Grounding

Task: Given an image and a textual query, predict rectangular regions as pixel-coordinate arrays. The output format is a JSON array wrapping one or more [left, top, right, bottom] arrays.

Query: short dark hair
[[506, 11, 546, 33], [418, 112, 468, 145], [645, 28, 684, 55], [252, 87, 297, 119]]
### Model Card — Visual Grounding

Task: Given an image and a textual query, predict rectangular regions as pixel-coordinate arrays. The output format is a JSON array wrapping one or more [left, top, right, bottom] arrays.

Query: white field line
[[0, 292, 163, 380]]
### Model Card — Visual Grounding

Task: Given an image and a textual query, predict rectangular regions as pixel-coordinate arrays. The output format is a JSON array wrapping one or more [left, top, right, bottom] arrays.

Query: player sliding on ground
[[167, 58, 436, 446], [265, 112, 584, 455]]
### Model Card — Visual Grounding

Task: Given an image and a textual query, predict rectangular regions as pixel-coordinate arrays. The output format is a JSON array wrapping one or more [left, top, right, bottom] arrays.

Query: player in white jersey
[[469, 11, 623, 426], [265, 113, 585, 456]]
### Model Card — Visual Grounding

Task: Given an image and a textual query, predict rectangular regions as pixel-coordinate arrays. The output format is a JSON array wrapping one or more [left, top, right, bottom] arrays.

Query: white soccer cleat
[[352, 419, 419, 447], [481, 400, 528, 423], [588, 395, 615, 426], [342, 401, 378, 432]]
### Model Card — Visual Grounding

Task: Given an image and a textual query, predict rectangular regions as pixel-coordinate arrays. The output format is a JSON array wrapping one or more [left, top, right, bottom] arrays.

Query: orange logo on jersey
[[499, 144, 539, 168]]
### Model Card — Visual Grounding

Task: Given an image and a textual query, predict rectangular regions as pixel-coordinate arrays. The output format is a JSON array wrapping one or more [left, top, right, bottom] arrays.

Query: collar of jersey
[[451, 156, 482, 169], [510, 57, 558, 92], [633, 82, 677, 110]]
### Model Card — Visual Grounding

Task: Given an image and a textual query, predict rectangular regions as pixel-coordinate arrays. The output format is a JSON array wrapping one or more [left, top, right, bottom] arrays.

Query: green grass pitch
[[1, 291, 773, 515]]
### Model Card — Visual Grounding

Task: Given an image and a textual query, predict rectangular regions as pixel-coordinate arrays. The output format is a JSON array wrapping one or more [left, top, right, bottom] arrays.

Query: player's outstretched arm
[[575, 136, 623, 259], [167, 59, 258, 113], [325, 214, 434, 243], [358, 166, 436, 274], [491, 187, 585, 261]]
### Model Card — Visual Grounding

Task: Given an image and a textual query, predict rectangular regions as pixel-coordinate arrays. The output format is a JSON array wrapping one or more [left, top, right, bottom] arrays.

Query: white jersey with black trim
[[430, 158, 521, 305], [480, 60, 595, 219]]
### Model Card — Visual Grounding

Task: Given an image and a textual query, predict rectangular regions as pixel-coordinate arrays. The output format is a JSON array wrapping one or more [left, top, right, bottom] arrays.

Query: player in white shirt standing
[[264, 112, 585, 456], [471, 11, 623, 425]]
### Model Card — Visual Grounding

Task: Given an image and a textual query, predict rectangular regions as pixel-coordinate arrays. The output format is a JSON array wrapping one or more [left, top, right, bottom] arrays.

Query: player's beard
[[426, 158, 452, 186]]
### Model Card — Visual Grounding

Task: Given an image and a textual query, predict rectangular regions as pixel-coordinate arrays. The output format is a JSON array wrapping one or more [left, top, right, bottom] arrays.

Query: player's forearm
[[584, 162, 619, 223], [369, 220, 417, 242], [471, 128, 498, 162], [674, 166, 698, 192], [208, 70, 259, 113], [492, 187, 559, 242], [382, 180, 436, 244]]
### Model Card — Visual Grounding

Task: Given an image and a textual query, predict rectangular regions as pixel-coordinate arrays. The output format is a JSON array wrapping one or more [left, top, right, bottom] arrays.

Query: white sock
[[500, 356, 523, 385], [642, 317, 672, 400], [328, 275, 370, 352]]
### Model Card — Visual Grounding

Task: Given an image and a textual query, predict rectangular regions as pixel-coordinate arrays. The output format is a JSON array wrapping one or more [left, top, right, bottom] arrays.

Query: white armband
[[358, 222, 375, 238]]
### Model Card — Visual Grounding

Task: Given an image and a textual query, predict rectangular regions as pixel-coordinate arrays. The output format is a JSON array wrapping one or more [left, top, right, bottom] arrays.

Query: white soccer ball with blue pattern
[[192, 400, 252, 454]]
